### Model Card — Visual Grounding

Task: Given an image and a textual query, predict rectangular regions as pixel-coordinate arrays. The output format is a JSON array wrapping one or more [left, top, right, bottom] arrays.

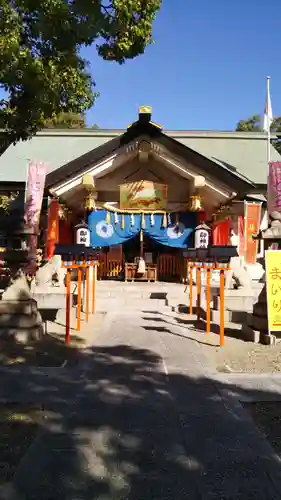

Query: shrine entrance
[[96, 233, 186, 283]]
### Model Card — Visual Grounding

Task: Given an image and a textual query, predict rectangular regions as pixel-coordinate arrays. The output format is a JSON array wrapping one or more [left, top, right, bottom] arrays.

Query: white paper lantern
[[194, 223, 210, 249], [75, 224, 90, 247]]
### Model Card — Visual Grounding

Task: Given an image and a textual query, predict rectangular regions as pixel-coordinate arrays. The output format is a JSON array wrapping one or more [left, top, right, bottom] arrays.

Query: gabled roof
[[0, 121, 280, 185], [46, 120, 255, 194], [172, 131, 279, 184]]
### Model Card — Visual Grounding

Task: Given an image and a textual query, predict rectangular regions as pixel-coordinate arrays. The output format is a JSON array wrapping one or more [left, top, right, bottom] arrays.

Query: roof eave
[[46, 121, 256, 194]]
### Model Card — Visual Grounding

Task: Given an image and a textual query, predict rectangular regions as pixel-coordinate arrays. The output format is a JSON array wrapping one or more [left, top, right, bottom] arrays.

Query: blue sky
[[83, 0, 281, 131]]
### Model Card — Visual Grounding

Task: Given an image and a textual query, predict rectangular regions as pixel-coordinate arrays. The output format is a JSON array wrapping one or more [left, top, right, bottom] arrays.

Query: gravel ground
[[244, 402, 281, 458], [0, 403, 45, 484], [182, 320, 281, 373], [0, 312, 106, 367]]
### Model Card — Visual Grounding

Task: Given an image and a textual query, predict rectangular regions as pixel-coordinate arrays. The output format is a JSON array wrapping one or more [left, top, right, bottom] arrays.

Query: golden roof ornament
[[190, 195, 203, 211], [84, 191, 97, 210], [139, 105, 152, 115], [82, 174, 95, 189]]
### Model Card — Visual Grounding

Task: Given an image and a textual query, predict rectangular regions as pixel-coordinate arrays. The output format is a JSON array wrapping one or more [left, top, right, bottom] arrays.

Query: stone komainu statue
[[35, 255, 66, 287], [225, 256, 252, 290]]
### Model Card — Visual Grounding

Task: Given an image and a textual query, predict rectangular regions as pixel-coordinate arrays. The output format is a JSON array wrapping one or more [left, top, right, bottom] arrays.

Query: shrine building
[[0, 106, 280, 282]]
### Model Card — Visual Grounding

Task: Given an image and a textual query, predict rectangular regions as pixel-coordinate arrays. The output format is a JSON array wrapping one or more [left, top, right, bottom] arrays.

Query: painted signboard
[[244, 202, 261, 265], [120, 181, 167, 210], [266, 250, 281, 332]]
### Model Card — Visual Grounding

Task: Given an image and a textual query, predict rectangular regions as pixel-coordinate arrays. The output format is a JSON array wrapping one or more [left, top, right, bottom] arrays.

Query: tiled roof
[[0, 128, 279, 184]]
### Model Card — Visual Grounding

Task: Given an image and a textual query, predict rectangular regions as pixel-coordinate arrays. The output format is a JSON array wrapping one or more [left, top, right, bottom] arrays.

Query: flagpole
[[266, 76, 271, 167]]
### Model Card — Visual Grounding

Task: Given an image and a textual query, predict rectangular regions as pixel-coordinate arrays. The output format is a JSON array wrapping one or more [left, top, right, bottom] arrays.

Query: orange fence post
[[189, 263, 193, 315], [219, 267, 225, 347], [196, 265, 201, 323], [92, 263, 96, 314], [206, 266, 211, 333], [65, 268, 71, 345], [85, 264, 89, 322], [77, 267, 82, 331]]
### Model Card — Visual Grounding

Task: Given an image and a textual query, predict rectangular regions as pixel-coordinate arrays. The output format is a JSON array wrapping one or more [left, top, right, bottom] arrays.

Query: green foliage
[[44, 112, 86, 129], [44, 112, 100, 128], [0, 0, 161, 144], [236, 114, 281, 154], [236, 114, 263, 132]]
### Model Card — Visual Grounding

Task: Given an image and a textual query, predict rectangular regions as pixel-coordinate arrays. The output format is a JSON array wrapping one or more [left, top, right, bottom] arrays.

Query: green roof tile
[[0, 130, 115, 182], [169, 131, 279, 184], [0, 128, 279, 184]]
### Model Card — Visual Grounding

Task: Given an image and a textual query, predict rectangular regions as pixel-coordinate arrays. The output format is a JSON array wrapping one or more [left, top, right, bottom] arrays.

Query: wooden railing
[[97, 254, 124, 279], [157, 254, 185, 282], [96, 252, 186, 282]]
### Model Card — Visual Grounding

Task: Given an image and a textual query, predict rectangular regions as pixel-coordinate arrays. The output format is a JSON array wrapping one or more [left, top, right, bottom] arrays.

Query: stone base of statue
[[0, 271, 44, 343], [242, 283, 276, 345], [212, 288, 256, 325], [241, 213, 281, 346]]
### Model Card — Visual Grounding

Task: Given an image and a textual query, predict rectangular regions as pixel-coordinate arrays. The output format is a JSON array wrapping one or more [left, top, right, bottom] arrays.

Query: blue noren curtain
[[88, 210, 196, 249]]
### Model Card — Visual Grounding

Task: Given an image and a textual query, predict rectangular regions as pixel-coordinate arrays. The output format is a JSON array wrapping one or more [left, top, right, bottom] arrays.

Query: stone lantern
[[243, 211, 281, 344]]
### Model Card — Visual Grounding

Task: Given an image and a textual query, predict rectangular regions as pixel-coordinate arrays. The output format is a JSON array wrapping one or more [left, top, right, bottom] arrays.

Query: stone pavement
[[3, 310, 281, 499]]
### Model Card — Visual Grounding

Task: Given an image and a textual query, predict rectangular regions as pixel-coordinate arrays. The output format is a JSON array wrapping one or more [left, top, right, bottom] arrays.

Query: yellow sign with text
[[266, 250, 281, 332]]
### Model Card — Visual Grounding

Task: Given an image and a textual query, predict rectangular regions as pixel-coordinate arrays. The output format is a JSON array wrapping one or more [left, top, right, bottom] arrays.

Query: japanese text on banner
[[268, 161, 281, 215], [25, 161, 47, 227], [244, 202, 261, 265], [266, 250, 281, 332]]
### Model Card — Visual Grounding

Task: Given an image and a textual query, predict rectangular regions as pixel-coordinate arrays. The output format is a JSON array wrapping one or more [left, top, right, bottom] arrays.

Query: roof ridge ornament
[[127, 105, 162, 130], [139, 105, 152, 115]]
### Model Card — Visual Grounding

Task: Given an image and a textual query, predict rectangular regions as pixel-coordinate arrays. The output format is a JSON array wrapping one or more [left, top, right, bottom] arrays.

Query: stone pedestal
[[0, 272, 44, 343], [243, 213, 281, 345], [212, 288, 256, 325], [242, 283, 274, 344]]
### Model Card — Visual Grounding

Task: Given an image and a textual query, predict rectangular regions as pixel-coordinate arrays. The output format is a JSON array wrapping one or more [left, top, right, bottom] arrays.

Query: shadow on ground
[[142, 311, 245, 344], [0, 333, 83, 367], [2, 340, 281, 499]]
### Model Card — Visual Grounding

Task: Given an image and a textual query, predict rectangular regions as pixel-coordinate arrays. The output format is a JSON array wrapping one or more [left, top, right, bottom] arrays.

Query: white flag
[[263, 76, 273, 132]]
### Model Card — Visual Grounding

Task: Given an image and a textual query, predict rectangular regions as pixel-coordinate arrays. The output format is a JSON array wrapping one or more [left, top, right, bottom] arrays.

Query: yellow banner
[[266, 250, 281, 332]]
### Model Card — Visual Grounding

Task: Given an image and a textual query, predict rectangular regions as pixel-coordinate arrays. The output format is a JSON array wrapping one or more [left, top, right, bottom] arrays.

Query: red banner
[[268, 161, 281, 215], [212, 218, 230, 245], [238, 215, 244, 257], [244, 202, 261, 264], [46, 200, 59, 260]]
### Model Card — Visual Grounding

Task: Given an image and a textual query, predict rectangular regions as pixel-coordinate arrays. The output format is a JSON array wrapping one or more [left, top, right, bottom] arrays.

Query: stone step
[[211, 309, 249, 324], [0, 325, 43, 343], [213, 295, 255, 312], [95, 298, 170, 312], [0, 300, 37, 315], [241, 324, 274, 345], [95, 290, 169, 300], [32, 292, 68, 310], [0, 311, 42, 328]]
